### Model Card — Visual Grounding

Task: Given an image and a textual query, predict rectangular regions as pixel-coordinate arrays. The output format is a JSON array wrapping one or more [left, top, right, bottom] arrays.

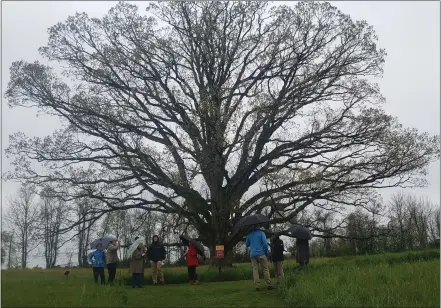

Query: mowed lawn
[[1, 250, 439, 307]]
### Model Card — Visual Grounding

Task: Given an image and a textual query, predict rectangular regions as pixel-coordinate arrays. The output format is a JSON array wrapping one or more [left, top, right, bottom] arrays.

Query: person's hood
[[248, 228, 261, 235], [152, 235, 162, 245]]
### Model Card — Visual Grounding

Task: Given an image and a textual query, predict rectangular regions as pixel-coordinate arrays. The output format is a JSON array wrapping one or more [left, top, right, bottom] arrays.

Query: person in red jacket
[[185, 243, 200, 285]]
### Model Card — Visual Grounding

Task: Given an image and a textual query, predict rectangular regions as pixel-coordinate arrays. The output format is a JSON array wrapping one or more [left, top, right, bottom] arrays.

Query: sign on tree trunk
[[216, 245, 224, 259]]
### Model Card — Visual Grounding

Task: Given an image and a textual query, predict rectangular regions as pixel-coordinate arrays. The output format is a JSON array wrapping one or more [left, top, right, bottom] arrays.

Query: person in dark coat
[[270, 234, 285, 284], [147, 235, 166, 285], [296, 238, 310, 267]]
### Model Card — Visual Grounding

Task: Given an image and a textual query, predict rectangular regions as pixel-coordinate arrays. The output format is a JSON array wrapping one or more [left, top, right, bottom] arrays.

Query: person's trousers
[[107, 263, 117, 284], [92, 267, 105, 285], [273, 261, 284, 282], [250, 255, 271, 288], [187, 265, 198, 281], [151, 261, 164, 283], [132, 273, 143, 287]]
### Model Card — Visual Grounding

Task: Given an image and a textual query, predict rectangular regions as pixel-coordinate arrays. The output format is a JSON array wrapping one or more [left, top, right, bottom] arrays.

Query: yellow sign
[[216, 245, 224, 251]]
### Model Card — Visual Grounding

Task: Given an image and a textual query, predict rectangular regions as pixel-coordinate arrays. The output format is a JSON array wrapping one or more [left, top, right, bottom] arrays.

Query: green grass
[[1, 249, 439, 307], [1, 276, 285, 307], [280, 252, 440, 307]]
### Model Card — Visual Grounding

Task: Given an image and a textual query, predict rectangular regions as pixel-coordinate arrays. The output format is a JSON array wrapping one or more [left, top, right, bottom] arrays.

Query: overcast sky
[[1, 1, 440, 267]]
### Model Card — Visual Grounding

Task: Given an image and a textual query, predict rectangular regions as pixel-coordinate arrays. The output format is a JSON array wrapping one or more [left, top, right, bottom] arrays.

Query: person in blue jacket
[[88, 243, 106, 285], [245, 225, 273, 291]]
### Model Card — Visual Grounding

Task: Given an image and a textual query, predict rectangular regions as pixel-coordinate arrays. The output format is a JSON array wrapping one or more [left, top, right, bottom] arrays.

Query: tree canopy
[[5, 1, 439, 254]]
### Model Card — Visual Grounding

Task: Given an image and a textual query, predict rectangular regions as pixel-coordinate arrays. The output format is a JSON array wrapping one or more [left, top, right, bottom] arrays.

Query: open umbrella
[[89, 236, 117, 249], [180, 235, 205, 256], [126, 237, 144, 259], [232, 213, 270, 234], [287, 224, 312, 240]]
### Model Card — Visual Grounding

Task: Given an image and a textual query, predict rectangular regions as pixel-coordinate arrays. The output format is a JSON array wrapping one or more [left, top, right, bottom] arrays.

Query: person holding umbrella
[[287, 224, 312, 268], [180, 235, 205, 285], [106, 239, 120, 284], [128, 236, 146, 288], [296, 238, 310, 267], [147, 235, 166, 285], [88, 243, 106, 285], [246, 225, 273, 291]]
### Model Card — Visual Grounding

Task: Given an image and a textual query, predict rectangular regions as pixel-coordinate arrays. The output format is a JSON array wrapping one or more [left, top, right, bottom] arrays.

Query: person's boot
[[194, 280, 200, 285], [188, 280, 194, 285]]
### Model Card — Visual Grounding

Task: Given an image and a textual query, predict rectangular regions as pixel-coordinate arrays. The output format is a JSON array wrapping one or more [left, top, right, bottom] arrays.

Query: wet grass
[[1, 249, 439, 307]]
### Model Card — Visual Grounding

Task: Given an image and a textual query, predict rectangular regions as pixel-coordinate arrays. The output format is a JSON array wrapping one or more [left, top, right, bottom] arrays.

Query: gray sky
[[1, 1, 440, 267]]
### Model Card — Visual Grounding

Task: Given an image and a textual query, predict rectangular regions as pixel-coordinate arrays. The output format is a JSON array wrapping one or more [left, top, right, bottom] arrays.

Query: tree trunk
[[8, 234, 13, 269], [207, 241, 234, 268]]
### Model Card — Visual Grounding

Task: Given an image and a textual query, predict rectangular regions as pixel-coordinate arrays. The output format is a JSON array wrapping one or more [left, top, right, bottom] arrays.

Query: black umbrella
[[179, 235, 205, 256], [287, 224, 312, 240], [232, 213, 270, 234]]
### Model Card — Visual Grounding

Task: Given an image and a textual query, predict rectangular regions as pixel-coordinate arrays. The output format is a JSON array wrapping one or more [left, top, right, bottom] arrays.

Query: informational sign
[[215, 245, 224, 258]]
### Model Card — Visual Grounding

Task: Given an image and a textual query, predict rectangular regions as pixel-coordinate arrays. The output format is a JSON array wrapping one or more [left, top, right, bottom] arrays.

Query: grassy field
[[1, 249, 439, 307]]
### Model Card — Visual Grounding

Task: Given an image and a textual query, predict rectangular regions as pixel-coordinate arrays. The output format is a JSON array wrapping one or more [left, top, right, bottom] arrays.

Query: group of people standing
[[88, 234, 204, 287], [129, 235, 167, 288], [88, 239, 120, 285], [88, 235, 167, 287], [88, 227, 309, 291], [246, 225, 309, 291]]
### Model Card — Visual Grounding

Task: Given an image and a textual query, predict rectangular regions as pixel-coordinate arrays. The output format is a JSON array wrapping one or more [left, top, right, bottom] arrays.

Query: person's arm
[[281, 240, 286, 252], [107, 244, 117, 252], [132, 250, 144, 260], [88, 252, 94, 265], [183, 246, 189, 256], [245, 234, 250, 248], [262, 233, 269, 254], [161, 245, 166, 260]]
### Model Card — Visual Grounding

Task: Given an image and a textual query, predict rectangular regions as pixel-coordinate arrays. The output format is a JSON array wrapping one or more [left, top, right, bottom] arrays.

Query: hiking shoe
[[255, 287, 261, 291], [153, 283, 158, 286], [267, 285, 273, 290], [160, 281, 165, 285]]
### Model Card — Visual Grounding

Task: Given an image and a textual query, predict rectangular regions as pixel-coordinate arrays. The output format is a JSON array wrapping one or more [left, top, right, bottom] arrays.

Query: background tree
[[5, 184, 40, 268], [1, 231, 17, 268], [73, 199, 97, 267], [38, 187, 68, 268], [4, 1, 439, 263]]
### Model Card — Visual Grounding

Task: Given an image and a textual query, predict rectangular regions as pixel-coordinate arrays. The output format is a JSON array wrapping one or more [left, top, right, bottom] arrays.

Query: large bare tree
[[4, 1, 439, 261]]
